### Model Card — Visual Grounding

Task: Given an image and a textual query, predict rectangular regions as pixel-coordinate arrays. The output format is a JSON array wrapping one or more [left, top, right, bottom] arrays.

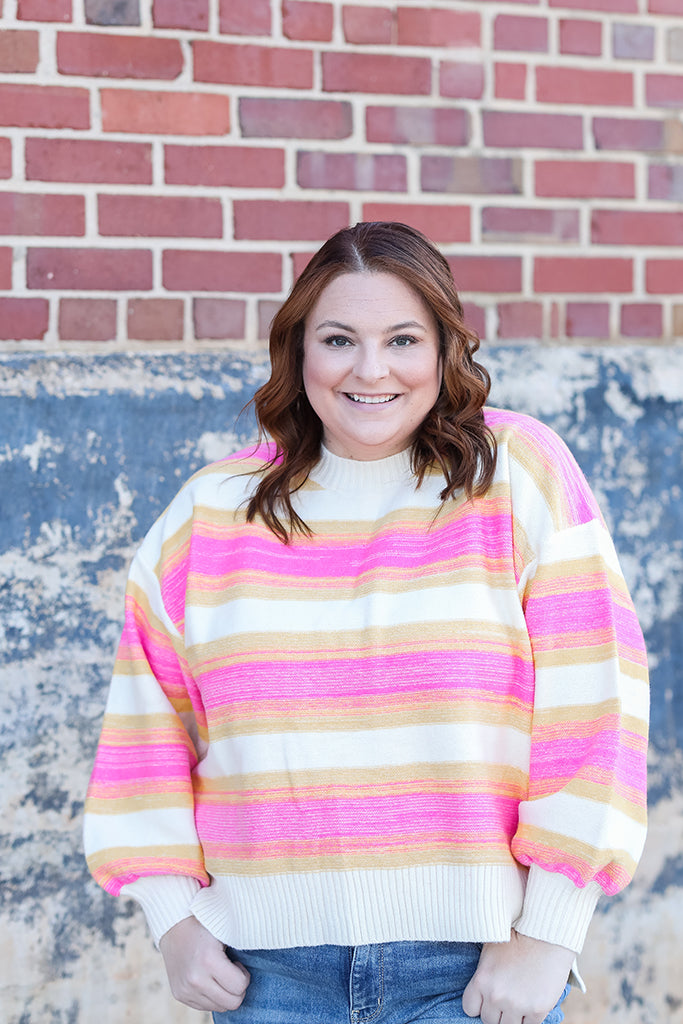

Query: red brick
[[495, 63, 527, 100], [163, 250, 282, 292], [102, 89, 230, 135], [85, 0, 139, 24], [534, 257, 632, 293], [164, 145, 284, 187], [194, 41, 313, 89], [559, 18, 602, 56], [397, 7, 479, 47], [25, 138, 152, 184], [0, 247, 11, 288], [18, 0, 71, 20], [673, 304, 683, 337], [482, 206, 580, 242], [422, 155, 522, 195], [463, 302, 486, 340], [153, 0, 208, 30], [648, 0, 683, 10], [483, 111, 583, 149], [297, 151, 407, 191], [447, 256, 522, 294], [566, 302, 610, 338], [0, 193, 85, 236], [292, 250, 316, 280], [361, 203, 470, 243], [497, 302, 543, 339], [234, 200, 349, 241], [0, 30, 39, 72], [0, 84, 89, 129], [342, 5, 393, 44], [619, 303, 662, 338], [649, 164, 683, 201], [613, 23, 655, 59], [366, 105, 469, 146], [536, 160, 635, 198], [98, 195, 222, 238], [593, 116, 663, 151], [646, 259, 683, 293], [128, 298, 184, 341], [258, 299, 282, 341], [0, 298, 50, 340], [240, 98, 352, 139], [0, 139, 11, 179], [646, 74, 683, 108], [193, 297, 246, 340], [494, 14, 548, 52], [283, 1, 333, 41], [549, 0, 637, 10], [440, 63, 485, 100], [59, 298, 117, 341], [592, 209, 683, 246], [536, 66, 633, 105], [667, 27, 683, 61], [57, 32, 183, 80], [27, 248, 153, 290], [219, 0, 271, 34], [322, 52, 430, 95]]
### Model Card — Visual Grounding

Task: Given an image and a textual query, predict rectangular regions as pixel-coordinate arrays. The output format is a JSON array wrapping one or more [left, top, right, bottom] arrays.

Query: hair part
[[245, 221, 497, 543]]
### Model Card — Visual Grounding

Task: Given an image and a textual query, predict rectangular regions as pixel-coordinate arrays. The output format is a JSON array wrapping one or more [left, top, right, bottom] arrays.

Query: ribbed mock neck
[[310, 445, 415, 491]]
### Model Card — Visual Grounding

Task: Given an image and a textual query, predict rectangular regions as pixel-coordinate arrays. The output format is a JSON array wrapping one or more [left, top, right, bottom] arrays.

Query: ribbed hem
[[189, 864, 527, 950], [120, 874, 202, 946], [513, 864, 602, 953], [310, 445, 415, 491]]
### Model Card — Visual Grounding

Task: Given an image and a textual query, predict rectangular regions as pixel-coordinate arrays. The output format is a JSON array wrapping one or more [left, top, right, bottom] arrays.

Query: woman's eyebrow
[[315, 319, 356, 332], [314, 319, 427, 332]]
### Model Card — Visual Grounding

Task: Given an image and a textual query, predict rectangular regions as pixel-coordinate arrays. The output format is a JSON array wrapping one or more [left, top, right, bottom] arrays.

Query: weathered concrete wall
[[1, 347, 681, 1024]]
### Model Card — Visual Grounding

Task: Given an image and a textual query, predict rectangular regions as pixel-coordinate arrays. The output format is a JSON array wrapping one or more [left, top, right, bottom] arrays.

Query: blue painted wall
[[1, 348, 681, 1023]]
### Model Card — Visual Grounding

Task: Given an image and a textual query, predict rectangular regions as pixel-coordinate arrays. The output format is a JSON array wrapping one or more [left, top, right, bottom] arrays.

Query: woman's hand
[[462, 929, 574, 1024], [158, 916, 250, 1012]]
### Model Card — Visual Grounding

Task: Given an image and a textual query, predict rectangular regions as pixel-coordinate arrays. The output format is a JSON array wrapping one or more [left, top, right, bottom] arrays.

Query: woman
[[85, 222, 649, 1024]]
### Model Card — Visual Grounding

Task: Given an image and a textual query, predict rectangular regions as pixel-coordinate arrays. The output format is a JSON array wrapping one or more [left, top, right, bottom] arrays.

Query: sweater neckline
[[310, 445, 415, 491]]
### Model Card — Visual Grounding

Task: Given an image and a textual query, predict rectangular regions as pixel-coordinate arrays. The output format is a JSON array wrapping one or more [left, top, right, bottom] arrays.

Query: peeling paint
[[1, 348, 681, 1023]]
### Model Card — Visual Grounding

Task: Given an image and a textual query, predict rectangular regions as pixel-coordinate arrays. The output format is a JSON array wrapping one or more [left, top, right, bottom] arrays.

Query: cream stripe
[[197, 722, 532, 778], [186, 619, 530, 661], [520, 790, 646, 861]]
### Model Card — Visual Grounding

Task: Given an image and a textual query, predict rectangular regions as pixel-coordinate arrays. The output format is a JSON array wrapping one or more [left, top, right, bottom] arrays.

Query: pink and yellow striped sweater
[[84, 409, 648, 954]]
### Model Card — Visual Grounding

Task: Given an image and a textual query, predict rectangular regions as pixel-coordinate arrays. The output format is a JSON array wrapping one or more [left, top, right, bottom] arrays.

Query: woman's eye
[[390, 335, 416, 347], [324, 335, 351, 347]]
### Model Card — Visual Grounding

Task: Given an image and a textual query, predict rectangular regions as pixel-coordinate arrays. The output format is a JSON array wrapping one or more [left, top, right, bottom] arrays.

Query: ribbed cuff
[[514, 864, 601, 953], [120, 875, 202, 947]]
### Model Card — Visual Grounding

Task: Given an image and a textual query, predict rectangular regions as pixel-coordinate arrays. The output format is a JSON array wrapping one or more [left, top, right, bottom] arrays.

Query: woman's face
[[302, 272, 442, 461]]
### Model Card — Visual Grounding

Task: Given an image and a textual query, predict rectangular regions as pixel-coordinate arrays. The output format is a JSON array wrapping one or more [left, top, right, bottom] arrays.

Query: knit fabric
[[84, 409, 648, 953]]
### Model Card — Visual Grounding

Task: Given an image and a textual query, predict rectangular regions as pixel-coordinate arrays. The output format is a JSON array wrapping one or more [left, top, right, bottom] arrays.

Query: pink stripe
[[181, 512, 515, 582], [196, 792, 520, 843], [197, 650, 535, 707]]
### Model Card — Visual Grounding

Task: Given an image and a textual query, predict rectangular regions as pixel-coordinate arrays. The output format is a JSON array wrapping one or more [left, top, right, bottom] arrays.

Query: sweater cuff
[[514, 864, 602, 953], [120, 875, 203, 947]]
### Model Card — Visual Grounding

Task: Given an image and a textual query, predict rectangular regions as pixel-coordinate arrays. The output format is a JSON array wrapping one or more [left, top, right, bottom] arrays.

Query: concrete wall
[[2, 345, 681, 1023]]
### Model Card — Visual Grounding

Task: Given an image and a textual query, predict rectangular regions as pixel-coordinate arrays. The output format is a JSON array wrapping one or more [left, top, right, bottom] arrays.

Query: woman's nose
[[354, 343, 389, 381]]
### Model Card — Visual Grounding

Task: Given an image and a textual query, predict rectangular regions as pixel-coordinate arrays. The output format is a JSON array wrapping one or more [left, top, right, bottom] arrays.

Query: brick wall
[[0, 0, 682, 347]]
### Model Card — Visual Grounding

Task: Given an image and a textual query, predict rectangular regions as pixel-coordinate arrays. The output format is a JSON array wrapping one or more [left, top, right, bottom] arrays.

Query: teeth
[[348, 394, 397, 404]]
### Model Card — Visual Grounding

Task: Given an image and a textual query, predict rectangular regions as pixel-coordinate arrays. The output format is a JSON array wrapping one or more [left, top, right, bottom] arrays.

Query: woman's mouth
[[346, 393, 398, 404]]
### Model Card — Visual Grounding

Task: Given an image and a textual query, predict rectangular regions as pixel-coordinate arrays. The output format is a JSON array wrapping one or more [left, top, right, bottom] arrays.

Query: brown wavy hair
[[246, 221, 497, 543]]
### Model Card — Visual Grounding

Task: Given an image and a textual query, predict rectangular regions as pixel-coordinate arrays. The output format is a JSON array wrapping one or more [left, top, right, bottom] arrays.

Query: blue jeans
[[213, 941, 570, 1023]]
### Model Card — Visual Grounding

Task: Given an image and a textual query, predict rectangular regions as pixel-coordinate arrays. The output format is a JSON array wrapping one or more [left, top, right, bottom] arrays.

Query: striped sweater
[[84, 408, 649, 954]]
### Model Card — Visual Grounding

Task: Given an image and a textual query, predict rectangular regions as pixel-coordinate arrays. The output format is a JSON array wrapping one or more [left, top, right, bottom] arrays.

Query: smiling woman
[[246, 220, 496, 542], [84, 223, 649, 1024], [302, 272, 442, 461]]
